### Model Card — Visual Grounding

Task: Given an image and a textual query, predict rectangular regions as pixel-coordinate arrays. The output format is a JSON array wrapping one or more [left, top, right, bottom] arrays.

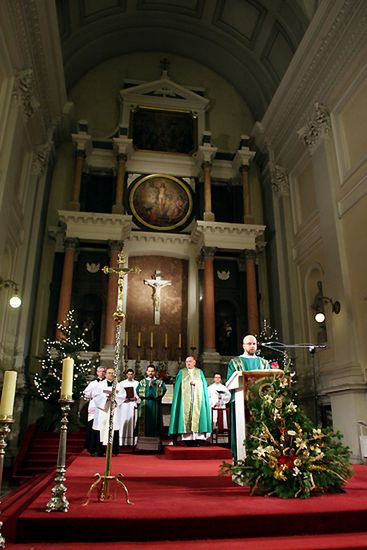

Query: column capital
[[72, 131, 92, 156], [201, 246, 216, 258], [31, 142, 54, 176], [64, 237, 79, 251], [297, 102, 331, 152], [12, 69, 40, 119], [108, 240, 124, 254], [269, 162, 290, 196], [233, 137, 256, 171], [117, 153, 128, 163], [113, 136, 134, 158]]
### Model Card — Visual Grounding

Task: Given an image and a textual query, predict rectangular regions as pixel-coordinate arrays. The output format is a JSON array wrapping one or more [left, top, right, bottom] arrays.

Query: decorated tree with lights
[[33, 310, 99, 430], [222, 358, 352, 499]]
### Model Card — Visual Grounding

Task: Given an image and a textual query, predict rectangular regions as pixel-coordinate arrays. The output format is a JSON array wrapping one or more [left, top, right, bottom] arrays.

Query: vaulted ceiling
[[56, 0, 317, 121]]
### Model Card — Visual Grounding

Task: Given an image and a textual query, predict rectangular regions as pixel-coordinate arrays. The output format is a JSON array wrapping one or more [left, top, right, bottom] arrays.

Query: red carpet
[[7, 455, 367, 545], [164, 445, 231, 459]]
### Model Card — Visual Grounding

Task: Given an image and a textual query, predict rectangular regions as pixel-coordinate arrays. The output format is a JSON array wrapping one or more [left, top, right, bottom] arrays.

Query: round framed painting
[[128, 174, 194, 231]]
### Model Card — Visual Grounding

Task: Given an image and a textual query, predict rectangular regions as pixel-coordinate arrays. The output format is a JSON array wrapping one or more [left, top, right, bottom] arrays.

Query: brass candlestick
[[46, 400, 74, 512], [0, 417, 15, 548]]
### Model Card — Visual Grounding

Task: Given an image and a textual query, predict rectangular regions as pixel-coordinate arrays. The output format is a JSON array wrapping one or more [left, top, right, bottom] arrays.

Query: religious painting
[[128, 174, 194, 231], [130, 106, 197, 154]]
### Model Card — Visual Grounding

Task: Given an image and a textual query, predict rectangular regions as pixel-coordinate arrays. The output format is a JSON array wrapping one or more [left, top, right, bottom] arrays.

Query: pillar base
[[99, 345, 115, 368], [200, 349, 221, 377], [68, 201, 80, 211], [203, 211, 215, 221], [112, 204, 124, 214]]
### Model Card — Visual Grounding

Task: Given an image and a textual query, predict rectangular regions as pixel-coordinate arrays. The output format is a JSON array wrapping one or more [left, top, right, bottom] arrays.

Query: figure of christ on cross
[[144, 270, 172, 325]]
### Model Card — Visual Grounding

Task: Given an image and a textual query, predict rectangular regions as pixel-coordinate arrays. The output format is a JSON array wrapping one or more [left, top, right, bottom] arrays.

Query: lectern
[[226, 369, 283, 460]]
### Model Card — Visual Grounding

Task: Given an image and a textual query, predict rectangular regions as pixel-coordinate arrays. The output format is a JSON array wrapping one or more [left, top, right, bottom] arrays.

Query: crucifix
[[84, 249, 140, 505], [144, 270, 172, 325]]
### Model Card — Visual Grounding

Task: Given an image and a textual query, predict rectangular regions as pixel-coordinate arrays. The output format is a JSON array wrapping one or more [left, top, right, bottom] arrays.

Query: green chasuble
[[227, 355, 271, 460], [137, 378, 166, 437], [169, 367, 212, 435]]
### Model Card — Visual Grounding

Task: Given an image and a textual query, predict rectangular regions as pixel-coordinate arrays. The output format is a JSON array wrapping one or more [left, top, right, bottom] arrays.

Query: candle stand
[[0, 417, 15, 548], [46, 399, 74, 512]]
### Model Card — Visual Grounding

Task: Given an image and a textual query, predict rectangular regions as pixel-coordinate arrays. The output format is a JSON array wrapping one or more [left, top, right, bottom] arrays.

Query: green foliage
[[221, 363, 352, 498], [33, 310, 99, 404]]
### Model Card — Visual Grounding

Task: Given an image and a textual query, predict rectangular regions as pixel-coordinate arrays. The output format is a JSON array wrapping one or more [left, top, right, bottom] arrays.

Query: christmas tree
[[221, 359, 352, 499], [33, 310, 99, 429]]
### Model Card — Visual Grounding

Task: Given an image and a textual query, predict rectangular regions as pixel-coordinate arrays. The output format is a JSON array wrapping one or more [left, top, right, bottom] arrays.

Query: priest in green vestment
[[227, 334, 272, 459], [137, 365, 166, 437], [169, 356, 212, 443]]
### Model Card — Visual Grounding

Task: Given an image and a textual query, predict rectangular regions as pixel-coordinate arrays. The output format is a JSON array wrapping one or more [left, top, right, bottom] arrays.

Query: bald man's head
[[242, 334, 257, 356]]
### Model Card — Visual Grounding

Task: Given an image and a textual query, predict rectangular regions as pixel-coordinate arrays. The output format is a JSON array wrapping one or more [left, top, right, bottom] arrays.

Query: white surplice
[[117, 379, 140, 446], [208, 382, 231, 429], [92, 380, 125, 445]]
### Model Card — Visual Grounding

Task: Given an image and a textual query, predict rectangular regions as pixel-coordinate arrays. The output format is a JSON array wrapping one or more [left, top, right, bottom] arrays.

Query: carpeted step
[[164, 445, 232, 459]]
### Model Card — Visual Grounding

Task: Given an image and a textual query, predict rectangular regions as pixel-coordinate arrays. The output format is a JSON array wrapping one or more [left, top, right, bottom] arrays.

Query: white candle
[[0, 371, 17, 418], [61, 357, 74, 399], [178, 333, 182, 349], [125, 331, 129, 347], [137, 332, 141, 347], [164, 333, 168, 348], [191, 335, 195, 348], [150, 332, 154, 348]]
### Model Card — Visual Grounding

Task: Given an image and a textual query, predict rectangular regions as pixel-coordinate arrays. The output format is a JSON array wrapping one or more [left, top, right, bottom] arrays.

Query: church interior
[[1, 0, 367, 546]]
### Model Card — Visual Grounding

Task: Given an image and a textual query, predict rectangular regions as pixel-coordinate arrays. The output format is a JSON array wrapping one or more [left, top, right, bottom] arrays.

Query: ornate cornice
[[191, 220, 265, 251], [297, 102, 331, 152], [58, 211, 132, 242]]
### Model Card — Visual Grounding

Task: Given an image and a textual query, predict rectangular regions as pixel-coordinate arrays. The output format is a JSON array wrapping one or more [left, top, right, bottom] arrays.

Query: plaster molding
[[31, 141, 54, 176], [269, 162, 290, 196], [12, 69, 40, 120], [58, 211, 132, 242], [297, 102, 331, 153]]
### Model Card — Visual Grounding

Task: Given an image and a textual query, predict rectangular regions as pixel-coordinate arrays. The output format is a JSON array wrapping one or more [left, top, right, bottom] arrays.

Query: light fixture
[[314, 296, 340, 323], [0, 278, 22, 309]]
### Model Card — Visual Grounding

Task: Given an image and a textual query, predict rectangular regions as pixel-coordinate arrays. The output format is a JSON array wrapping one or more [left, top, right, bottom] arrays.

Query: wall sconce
[[0, 278, 22, 309], [314, 296, 340, 323]]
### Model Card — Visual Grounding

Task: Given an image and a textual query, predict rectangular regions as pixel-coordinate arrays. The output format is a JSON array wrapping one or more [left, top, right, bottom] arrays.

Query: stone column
[[233, 135, 256, 224], [69, 126, 92, 211], [202, 162, 215, 221], [56, 238, 78, 339], [104, 241, 123, 346], [202, 247, 216, 351], [243, 250, 259, 336], [112, 153, 127, 214]]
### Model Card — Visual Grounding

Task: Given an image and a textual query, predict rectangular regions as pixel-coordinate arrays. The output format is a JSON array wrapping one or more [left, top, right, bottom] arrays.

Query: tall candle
[[0, 371, 17, 418], [125, 331, 129, 346], [191, 335, 195, 348], [137, 332, 141, 347], [61, 357, 74, 399], [150, 332, 154, 348], [164, 333, 168, 348], [178, 333, 182, 349]]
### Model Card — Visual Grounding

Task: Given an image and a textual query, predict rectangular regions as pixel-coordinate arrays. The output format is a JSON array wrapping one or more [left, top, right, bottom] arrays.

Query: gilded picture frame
[[129, 106, 197, 154], [128, 174, 194, 231]]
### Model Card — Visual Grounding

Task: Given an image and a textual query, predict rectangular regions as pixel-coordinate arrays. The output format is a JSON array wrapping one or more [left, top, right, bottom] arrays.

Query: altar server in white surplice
[[117, 369, 140, 446], [208, 373, 231, 431], [92, 367, 125, 455], [83, 366, 106, 455]]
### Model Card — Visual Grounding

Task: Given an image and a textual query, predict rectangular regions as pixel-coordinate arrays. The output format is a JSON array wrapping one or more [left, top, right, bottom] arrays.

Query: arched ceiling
[[56, 0, 318, 121]]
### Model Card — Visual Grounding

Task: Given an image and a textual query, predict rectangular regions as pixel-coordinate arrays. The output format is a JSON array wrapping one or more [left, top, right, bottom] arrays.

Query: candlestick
[[150, 332, 154, 348], [164, 333, 168, 349], [46, 399, 74, 512], [0, 417, 15, 546], [0, 371, 17, 418], [137, 331, 141, 347], [178, 333, 182, 349], [60, 357, 74, 400], [125, 331, 128, 347]]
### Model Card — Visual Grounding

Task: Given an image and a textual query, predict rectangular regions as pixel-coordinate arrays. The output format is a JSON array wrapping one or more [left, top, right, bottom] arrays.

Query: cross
[[144, 270, 172, 325], [102, 250, 141, 324]]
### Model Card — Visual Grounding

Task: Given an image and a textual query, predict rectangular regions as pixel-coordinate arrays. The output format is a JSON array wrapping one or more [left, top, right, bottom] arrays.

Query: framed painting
[[128, 174, 194, 231], [129, 106, 197, 154]]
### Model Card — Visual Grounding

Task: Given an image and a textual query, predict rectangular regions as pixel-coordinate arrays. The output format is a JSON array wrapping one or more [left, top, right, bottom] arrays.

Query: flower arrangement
[[221, 362, 352, 498]]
